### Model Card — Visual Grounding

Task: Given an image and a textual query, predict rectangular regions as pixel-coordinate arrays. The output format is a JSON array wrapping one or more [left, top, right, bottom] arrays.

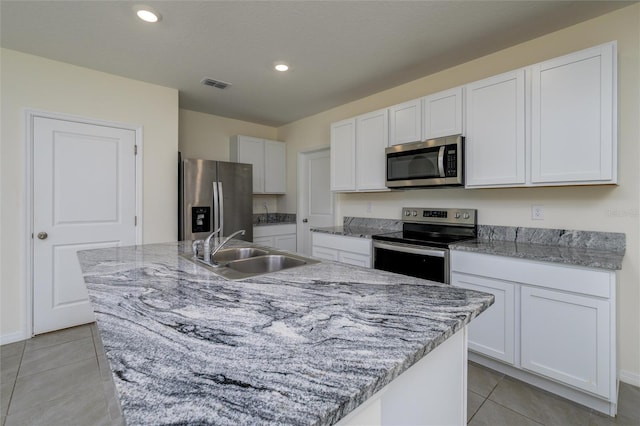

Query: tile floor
[[1, 324, 638, 426]]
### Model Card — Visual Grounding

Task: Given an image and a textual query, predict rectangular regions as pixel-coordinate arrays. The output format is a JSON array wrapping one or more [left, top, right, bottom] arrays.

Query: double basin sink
[[182, 246, 319, 280]]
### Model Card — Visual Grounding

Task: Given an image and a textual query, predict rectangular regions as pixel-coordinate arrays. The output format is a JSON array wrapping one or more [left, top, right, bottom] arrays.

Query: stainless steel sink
[[211, 247, 268, 263], [226, 255, 306, 274], [181, 246, 319, 280]]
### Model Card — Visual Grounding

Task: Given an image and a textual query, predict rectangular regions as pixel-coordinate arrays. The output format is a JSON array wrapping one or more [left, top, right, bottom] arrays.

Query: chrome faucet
[[206, 229, 246, 262]]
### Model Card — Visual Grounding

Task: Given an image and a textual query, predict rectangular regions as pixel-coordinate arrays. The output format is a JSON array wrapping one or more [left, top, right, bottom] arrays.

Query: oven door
[[373, 241, 450, 284]]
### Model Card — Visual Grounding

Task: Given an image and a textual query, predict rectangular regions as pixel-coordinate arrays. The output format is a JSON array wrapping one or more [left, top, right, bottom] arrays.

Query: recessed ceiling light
[[136, 9, 160, 23], [274, 63, 289, 72]]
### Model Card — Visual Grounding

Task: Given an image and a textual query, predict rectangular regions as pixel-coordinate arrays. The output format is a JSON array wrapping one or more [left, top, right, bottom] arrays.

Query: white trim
[[23, 108, 143, 338], [619, 370, 640, 387], [296, 145, 334, 254], [0, 330, 28, 346]]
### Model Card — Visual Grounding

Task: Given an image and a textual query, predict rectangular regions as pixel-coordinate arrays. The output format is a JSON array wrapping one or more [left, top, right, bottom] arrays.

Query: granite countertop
[[77, 241, 493, 426], [451, 226, 625, 271], [310, 225, 394, 239]]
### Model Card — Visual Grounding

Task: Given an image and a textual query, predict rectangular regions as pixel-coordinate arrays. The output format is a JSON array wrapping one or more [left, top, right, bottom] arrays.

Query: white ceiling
[[1, 1, 634, 126]]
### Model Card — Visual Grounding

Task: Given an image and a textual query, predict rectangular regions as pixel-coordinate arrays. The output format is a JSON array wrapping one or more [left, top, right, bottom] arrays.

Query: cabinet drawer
[[312, 233, 372, 255], [312, 246, 339, 261], [254, 224, 296, 238], [339, 252, 371, 268], [451, 251, 612, 298]]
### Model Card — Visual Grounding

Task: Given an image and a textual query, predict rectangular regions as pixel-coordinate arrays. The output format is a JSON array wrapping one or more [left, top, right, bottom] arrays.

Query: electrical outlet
[[531, 205, 544, 220]]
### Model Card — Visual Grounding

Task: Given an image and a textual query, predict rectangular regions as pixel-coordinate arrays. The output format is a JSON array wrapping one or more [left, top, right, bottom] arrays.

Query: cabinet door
[[338, 251, 371, 268], [451, 272, 515, 364], [531, 43, 616, 185], [423, 87, 463, 139], [465, 70, 526, 188], [233, 136, 265, 193], [274, 234, 296, 252], [389, 99, 422, 145], [330, 119, 356, 191], [521, 286, 610, 397], [264, 140, 286, 193], [355, 109, 389, 191]]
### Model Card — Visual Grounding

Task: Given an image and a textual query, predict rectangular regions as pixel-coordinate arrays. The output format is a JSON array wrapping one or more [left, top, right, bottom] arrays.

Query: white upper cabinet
[[531, 42, 617, 185], [465, 70, 526, 188], [423, 86, 464, 139], [330, 118, 356, 191], [264, 140, 286, 193], [389, 98, 422, 146], [230, 135, 286, 194], [330, 109, 389, 192], [355, 109, 389, 191]]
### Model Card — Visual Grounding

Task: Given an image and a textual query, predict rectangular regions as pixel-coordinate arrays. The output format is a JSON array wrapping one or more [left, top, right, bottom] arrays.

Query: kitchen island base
[[338, 327, 467, 426]]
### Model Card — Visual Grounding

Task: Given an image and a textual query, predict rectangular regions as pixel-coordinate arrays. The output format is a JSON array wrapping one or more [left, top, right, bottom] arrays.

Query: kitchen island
[[77, 241, 493, 425]]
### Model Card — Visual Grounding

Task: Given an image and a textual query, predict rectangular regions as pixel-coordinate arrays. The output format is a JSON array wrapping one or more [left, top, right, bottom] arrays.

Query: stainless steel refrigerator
[[179, 157, 253, 242]]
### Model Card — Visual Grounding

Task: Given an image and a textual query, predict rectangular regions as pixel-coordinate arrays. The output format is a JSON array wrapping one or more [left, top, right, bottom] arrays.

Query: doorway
[[27, 111, 142, 335], [297, 147, 335, 255]]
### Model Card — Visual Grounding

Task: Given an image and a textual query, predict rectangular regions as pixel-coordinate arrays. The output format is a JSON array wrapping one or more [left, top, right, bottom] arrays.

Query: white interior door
[[298, 148, 334, 255], [33, 116, 137, 334]]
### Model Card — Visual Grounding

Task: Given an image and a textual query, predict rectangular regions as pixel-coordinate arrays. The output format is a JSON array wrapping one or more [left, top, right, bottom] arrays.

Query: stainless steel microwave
[[385, 135, 463, 188]]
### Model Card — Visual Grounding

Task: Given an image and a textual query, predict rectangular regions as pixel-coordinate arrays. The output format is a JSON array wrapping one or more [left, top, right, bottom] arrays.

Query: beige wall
[[0, 49, 179, 340], [277, 5, 640, 382], [178, 109, 281, 213]]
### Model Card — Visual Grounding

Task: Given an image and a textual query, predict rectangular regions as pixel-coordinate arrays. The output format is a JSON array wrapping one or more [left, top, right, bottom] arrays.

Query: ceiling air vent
[[200, 78, 231, 89]]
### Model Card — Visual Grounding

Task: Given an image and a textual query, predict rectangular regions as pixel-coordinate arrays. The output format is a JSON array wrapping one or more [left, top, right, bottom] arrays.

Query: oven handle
[[373, 241, 446, 258]]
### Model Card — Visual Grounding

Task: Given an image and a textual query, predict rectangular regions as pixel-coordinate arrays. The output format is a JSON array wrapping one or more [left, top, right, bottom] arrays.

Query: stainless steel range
[[372, 207, 477, 284]]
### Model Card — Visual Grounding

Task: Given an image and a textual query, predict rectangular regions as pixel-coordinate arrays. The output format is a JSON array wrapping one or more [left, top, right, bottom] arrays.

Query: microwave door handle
[[437, 146, 446, 178]]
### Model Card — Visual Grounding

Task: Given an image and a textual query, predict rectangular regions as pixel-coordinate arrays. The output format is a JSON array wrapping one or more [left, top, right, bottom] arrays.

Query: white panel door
[[264, 140, 286, 193], [33, 117, 137, 334], [299, 148, 334, 255], [465, 70, 526, 187], [531, 43, 616, 184], [521, 286, 610, 397], [451, 272, 515, 364], [330, 119, 356, 191], [355, 109, 389, 191], [423, 86, 464, 139], [389, 99, 422, 145]]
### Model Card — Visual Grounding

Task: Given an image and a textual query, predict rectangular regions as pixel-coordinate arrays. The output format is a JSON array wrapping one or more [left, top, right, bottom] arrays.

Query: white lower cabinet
[[451, 250, 617, 415], [311, 232, 372, 268], [253, 224, 297, 251], [520, 286, 610, 397], [451, 272, 515, 364]]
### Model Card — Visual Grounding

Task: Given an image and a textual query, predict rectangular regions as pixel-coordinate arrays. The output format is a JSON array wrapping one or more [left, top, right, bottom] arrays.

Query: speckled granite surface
[[77, 241, 493, 426], [452, 225, 625, 270], [311, 217, 402, 239], [254, 213, 296, 225]]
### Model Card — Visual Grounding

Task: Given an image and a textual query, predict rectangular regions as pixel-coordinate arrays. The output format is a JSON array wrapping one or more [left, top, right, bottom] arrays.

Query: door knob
[[302, 218, 308, 223], [37, 232, 48, 240]]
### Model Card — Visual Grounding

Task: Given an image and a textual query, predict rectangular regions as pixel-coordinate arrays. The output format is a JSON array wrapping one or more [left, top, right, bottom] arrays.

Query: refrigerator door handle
[[212, 181, 220, 235], [218, 182, 224, 236]]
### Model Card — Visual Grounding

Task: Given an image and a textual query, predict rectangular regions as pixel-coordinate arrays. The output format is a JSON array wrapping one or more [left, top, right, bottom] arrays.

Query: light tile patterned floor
[[1, 324, 638, 425]]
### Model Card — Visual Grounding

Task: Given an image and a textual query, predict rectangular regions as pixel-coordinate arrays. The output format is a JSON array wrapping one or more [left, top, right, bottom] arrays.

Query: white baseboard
[[0, 330, 28, 346], [619, 370, 640, 387]]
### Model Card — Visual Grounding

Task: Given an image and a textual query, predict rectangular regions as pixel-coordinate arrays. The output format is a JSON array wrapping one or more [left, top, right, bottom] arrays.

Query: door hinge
[[134, 145, 138, 155], [135, 216, 138, 226]]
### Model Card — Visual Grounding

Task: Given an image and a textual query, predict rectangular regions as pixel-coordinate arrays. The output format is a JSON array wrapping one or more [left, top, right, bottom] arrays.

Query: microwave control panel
[[445, 146, 458, 177]]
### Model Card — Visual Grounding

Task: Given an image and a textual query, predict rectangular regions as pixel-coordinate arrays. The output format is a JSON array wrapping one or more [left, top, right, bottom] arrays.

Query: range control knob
[[463, 213, 470, 219], [404, 210, 411, 217], [455, 212, 461, 219], [412, 210, 418, 217]]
